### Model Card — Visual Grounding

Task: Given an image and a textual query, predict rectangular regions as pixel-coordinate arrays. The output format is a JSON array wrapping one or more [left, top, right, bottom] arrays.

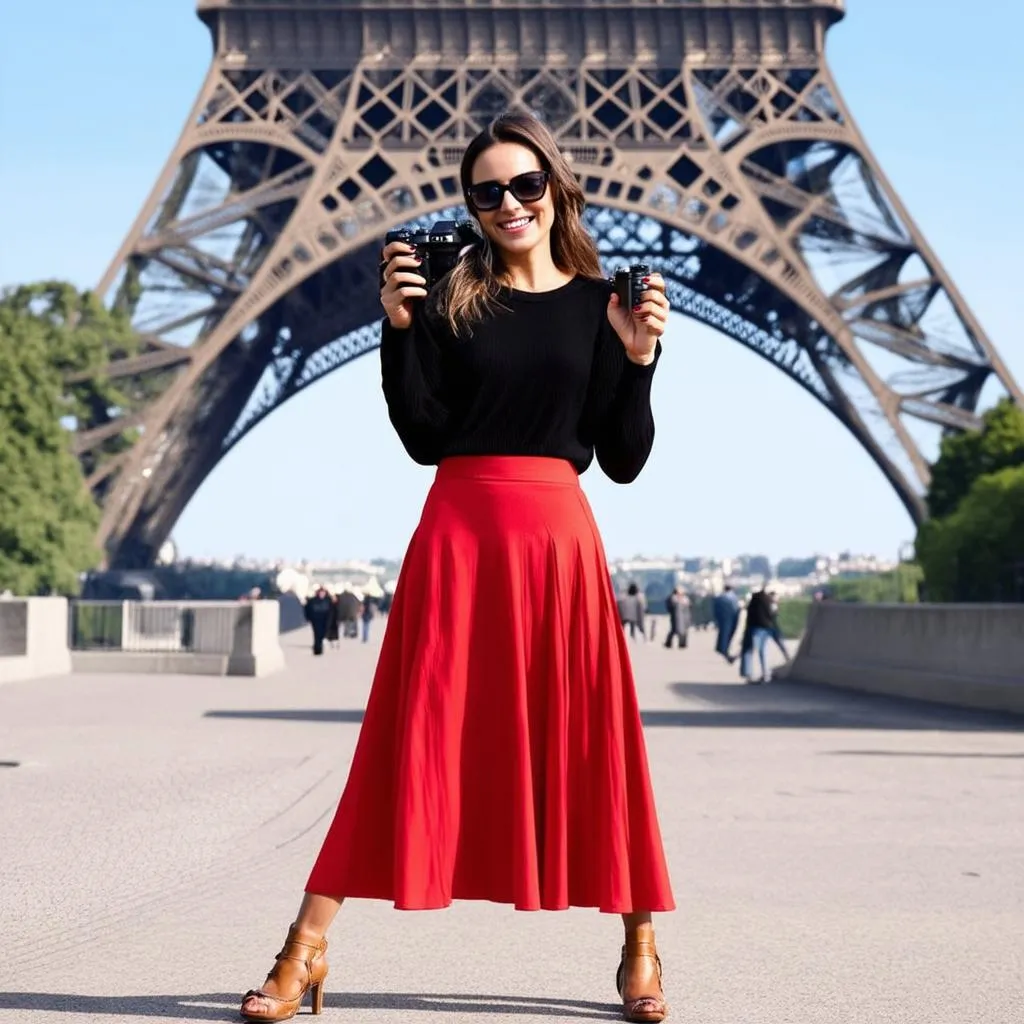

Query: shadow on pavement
[[202, 683, 1024, 735], [204, 709, 365, 723], [0, 991, 620, 1020], [664, 681, 1024, 733]]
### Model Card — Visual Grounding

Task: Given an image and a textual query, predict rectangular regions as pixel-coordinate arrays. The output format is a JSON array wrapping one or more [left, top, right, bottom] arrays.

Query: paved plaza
[[2, 624, 1022, 1024]]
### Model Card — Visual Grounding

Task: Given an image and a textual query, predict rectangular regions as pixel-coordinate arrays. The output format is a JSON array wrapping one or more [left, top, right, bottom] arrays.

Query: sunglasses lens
[[511, 172, 547, 202], [469, 184, 503, 210]]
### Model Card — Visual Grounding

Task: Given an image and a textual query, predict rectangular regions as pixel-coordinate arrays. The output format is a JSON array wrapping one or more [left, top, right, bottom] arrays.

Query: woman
[[240, 111, 675, 1024]]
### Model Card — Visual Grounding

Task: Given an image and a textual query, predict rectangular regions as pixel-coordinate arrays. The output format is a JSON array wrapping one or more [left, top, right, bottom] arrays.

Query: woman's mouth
[[498, 216, 534, 235]]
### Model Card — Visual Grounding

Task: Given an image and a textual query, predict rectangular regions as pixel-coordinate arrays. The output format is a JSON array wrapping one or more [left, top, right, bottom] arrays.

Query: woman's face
[[468, 142, 556, 260]]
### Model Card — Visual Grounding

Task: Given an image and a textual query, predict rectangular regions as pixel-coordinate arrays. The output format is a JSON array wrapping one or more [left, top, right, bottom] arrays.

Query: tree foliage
[[926, 398, 1024, 519], [0, 282, 138, 595], [916, 465, 1024, 602]]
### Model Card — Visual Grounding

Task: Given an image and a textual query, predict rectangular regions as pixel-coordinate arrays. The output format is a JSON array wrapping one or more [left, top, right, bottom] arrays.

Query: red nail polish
[[632, 304, 642, 311], [643, 276, 650, 283]]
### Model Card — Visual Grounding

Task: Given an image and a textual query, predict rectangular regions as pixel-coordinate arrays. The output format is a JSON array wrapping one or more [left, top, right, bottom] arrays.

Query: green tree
[[0, 283, 138, 594], [927, 398, 1024, 519], [916, 465, 1024, 602]]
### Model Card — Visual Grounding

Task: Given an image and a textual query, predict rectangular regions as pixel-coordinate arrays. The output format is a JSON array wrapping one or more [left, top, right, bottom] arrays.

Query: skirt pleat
[[305, 456, 675, 912]]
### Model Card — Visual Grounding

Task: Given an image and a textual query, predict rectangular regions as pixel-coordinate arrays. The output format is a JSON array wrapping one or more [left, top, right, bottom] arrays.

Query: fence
[[69, 601, 248, 655]]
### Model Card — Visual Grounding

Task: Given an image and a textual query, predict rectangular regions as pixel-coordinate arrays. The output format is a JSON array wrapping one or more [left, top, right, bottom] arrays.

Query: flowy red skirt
[[305, 456, 675, 913]]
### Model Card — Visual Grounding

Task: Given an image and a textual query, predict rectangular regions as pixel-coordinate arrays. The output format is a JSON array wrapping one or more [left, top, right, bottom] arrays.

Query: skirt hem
[[304, 885, 676, 914]]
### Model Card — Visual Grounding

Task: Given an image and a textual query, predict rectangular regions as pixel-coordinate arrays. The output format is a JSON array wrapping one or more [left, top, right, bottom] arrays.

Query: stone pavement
[[1, 624, 1022, 1024]]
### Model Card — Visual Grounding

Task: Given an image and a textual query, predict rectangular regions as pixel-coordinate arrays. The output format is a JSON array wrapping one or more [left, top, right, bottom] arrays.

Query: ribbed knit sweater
[[379, 275, 660, 484]]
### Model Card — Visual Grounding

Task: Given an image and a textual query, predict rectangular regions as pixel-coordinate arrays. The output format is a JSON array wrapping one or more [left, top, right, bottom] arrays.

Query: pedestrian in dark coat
[[663, 586, 691, 648], [325, 595, 341, 648], [304, 587, 333, 656]]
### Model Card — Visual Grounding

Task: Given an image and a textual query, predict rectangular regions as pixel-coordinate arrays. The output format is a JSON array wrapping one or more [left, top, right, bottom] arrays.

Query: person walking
[[663, 586, 690, 649], [303, 586, 333, 657], [740, 585, 779, 683], [359, 594, 375, 644], [712, 585, 739, 662], [239, 111, 674, 1024], [324, 593, 340, 650], [620, 582, 647, 643]]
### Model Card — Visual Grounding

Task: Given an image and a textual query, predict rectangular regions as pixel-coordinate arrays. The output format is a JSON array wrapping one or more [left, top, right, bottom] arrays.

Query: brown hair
[[436, 111, 603, 337]]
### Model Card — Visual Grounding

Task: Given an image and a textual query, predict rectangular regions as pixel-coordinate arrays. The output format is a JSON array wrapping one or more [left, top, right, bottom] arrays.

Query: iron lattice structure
[[88, 0, 1021, 568]]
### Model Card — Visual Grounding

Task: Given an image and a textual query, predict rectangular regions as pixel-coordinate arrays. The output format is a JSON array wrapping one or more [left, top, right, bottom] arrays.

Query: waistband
[[435, 456, 579, 485]]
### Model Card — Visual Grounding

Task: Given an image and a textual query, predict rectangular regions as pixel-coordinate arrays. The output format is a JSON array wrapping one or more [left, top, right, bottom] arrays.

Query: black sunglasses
[[465, 170, 550, 212]]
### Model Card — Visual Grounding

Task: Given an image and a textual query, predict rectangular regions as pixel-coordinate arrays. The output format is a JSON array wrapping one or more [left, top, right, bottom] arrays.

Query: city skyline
[[2, 0, 1021, 564]]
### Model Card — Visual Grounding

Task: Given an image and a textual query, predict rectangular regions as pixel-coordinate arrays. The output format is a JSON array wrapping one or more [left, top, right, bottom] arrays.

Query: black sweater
[[379, 276, 660, 484]]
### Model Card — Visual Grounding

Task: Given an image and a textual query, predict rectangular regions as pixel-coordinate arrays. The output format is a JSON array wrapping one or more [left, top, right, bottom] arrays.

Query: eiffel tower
[[87, 0, 1021, 568]]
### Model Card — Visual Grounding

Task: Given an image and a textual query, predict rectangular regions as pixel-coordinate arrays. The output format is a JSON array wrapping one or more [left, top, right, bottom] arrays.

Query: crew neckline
[[504, 276, 586, 302]]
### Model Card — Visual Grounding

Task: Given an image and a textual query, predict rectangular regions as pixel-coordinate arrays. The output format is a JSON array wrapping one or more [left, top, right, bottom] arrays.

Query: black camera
[[612, 262, 651, 310], [382, 219, 481, 293]]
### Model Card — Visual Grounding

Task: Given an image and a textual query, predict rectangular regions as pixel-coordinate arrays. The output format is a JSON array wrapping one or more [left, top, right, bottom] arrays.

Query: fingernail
[[633, 304, 642, 311], [643, 276, 650, 283]]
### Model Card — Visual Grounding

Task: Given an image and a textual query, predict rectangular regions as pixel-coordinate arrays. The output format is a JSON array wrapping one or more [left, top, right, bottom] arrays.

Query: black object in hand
[[382, 220, 481, 293], [613, 263, 651, 310]]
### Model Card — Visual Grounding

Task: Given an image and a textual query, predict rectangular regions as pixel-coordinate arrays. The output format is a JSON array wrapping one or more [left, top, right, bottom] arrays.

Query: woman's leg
[[756, 628, 770, 681], [240, 894, 344, 1017]]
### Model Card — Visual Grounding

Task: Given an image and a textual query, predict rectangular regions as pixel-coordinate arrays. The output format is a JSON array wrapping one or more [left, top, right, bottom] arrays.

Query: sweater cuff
[[381, 317, 411, 339], [623, 338, 662, 376]]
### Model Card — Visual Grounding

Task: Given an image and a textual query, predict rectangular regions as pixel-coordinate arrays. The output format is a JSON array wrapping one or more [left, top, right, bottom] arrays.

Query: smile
[[498, 216, 533, 233]]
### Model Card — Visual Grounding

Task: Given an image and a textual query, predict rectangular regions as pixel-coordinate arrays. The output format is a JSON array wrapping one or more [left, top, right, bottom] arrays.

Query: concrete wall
[[70, 600, 285, 677], [1, 598, 284, 680], [786, 603, 1024, 714], [0, 598, 73, 685]]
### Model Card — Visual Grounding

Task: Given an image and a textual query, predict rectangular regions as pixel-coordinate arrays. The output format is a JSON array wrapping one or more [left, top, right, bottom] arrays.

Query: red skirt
[[305, 456, 675, 913]]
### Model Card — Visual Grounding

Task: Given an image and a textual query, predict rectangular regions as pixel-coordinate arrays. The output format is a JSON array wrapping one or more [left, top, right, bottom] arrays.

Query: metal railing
[[69, 601, 250, 655]]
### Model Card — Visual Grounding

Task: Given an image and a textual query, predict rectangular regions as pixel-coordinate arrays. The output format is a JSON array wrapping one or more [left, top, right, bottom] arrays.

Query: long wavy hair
[[436, 111, 604, 337]]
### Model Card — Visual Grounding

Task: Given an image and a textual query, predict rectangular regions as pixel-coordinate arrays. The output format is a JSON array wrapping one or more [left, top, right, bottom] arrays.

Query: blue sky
[[1, 1, 1021, 563]]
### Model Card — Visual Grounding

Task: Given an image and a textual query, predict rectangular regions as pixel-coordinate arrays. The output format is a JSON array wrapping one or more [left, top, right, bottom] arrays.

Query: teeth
[[500, 217, 531, 230]]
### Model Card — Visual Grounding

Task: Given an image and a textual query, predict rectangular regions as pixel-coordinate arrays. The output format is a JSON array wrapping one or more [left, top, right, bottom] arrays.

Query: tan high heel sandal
[[240, 924, 329, 1022], [615, 937, 668, 1022]]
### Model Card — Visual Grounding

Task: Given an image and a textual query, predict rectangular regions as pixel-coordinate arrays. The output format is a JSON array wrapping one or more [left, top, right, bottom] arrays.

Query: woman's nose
[[499, 189, 522, 212]]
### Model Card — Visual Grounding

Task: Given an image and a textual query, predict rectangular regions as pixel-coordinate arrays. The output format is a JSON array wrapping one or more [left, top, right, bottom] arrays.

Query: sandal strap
[[276, 934, 326, 963]]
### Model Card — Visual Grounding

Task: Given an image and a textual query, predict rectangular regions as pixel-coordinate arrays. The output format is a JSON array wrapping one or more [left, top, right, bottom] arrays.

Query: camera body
[[612, 262, 651, 310], [383, 219, 480, 292]]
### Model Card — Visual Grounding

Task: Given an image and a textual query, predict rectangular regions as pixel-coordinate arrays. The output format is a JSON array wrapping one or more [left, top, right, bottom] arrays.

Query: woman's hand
[[607, 272, 669, 366], [380, 242, 427, 330]]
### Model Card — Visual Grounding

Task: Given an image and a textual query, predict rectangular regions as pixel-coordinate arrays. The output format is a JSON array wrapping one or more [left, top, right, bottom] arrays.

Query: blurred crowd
[[616, 582, 790, 684]]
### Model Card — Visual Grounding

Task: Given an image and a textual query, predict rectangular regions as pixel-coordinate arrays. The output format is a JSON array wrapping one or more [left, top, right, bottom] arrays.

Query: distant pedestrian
[[739, 586, 780, 683], [663, 586, 690, 649], [360, 595, 376, 644], [712, 586, 739, 662], [325, 594, 341, 650], [620, 582, 647, 642], [304, 587, 333, 656]]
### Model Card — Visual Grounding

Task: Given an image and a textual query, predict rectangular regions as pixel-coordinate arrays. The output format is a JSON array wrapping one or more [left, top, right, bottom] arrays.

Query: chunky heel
[[310, 976, 326, 1015], [240, 924, 329, 1022]]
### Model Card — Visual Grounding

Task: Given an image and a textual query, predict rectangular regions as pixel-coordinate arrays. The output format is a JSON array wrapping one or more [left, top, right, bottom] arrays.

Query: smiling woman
[[437, 114, 604, 338], [239, 110, 676, 1024]]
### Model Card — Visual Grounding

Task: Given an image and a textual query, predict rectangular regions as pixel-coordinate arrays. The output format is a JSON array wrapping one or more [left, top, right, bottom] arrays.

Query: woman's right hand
[[380, 242, 427, 330]]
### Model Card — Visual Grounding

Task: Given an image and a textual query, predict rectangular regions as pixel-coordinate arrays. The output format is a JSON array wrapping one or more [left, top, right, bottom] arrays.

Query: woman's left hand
[[607, 272, 669, 366]]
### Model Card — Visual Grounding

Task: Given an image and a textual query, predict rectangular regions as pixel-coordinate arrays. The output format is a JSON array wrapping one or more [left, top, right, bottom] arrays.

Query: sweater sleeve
[[591, 317, 661, 484], [379, 307, 451, 465]]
